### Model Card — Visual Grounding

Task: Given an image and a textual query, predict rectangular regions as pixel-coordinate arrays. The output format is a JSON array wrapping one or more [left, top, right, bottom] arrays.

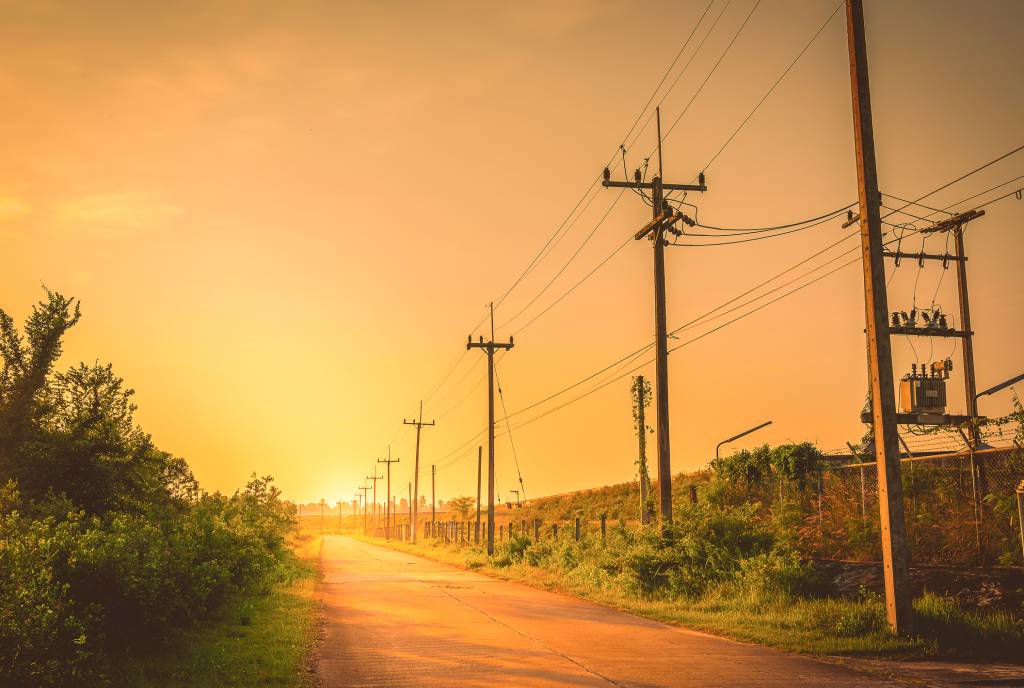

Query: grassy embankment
[[109, 532, 322, 688], [356, 526, 1022, 662]]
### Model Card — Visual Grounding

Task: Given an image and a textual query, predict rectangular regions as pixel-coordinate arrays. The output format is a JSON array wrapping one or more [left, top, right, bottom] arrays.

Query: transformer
[[899, 372, 947, 414]]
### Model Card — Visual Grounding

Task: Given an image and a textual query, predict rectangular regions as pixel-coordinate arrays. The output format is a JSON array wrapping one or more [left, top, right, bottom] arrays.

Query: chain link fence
[[819, 445, 1023, 566]]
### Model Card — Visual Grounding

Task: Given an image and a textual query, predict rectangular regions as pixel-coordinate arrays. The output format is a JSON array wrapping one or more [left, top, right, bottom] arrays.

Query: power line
[[493, 361, 526, 500], [660, 0, 762, 147], [673, 207, 853, 245], [497, 190, 625, 330], [691, 202, 855, 233], [700, 1, 843, 173]]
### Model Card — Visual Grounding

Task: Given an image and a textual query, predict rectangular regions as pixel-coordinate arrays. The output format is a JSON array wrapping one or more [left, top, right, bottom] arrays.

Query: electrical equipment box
[[899, 374, 947, 414]]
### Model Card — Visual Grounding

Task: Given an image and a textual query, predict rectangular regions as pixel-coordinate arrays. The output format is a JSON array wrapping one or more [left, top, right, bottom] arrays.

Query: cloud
[[0, 196, 31, 221], [57, 191, 183, 231]]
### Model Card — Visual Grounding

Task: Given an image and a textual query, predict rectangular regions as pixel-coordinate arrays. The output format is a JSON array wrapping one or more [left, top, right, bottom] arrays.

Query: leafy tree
[[449, 495, 474, 520]]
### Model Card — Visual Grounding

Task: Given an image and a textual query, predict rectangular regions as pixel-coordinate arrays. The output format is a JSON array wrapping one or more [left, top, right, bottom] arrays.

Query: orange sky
[[2, 1, 1022, 506]]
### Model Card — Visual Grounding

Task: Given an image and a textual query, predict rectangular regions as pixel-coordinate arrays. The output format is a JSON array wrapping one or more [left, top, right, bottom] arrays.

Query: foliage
[[709, 442, 824, 489], [449, 495, 475, 520], [631, 376, 655, 523], [0, 290, 297, 687]]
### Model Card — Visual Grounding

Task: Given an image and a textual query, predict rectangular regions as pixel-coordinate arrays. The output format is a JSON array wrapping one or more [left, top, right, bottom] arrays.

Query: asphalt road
[[313, 536, 919, 687]]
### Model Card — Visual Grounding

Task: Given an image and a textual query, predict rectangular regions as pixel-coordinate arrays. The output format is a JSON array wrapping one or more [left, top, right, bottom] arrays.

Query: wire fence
[[816, 445, 1023, 566]]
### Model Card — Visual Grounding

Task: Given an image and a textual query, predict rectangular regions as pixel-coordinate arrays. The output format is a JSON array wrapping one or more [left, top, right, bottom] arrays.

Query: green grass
[[360, 534, 1023, 662], [109, 542, 321, 688]]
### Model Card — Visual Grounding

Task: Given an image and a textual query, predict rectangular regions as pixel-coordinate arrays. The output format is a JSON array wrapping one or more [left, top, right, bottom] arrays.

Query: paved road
[[314, 536, 915, 688]]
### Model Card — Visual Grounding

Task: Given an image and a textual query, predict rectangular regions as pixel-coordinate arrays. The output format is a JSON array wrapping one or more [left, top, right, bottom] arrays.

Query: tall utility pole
[[407, 482, 412, 539], [367, 471, 382, 537], [404, 401, 435, 544], [431, 464, 436, 528], [475, 446, 483, 545], [357, 484, 371, 535], [603, 108, 707, 526], [845, 0, 912, 634], [633, 375, 652, 525], [468, 302, 515, 556], [377, 447, 400, 541]]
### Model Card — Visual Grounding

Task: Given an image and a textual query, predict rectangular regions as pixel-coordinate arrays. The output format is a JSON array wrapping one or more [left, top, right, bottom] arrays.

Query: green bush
[[0, 291, 298, 687]]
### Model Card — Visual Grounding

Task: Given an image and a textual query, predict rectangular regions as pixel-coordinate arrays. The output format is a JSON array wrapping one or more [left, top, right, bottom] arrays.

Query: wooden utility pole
[[407, 482, 412, 541], [357, 484, 371, 535], [476, 446, 483, 544], [367, 472, 382, 537], [467, 302, 514, 555], [603, 108, 707, 526], [845, 0, 912, 634], [404, 401, 435, 544], [431, 464, 436, 532], [377, 447, 400, 541]]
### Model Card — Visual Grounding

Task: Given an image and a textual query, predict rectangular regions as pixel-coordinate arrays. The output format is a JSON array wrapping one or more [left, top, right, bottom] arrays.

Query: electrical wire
[[670, 207, 851, 246], [493, 361, 526, 500], [660, 0, 762, 147], [691, 202, 855, 233], [700, 1, 843, 173], [497, 190, 625, 330]]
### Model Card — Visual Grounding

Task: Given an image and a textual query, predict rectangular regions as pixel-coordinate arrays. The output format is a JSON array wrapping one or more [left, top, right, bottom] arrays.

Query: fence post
[[534, 519, 540, 540], [499, 524, 504, 542], [600, 514, 607, 544], [859, 466, 867, 522], [575, 517, 581, 541], [552, 523, 558, 539], [689, 485, 697, 504]]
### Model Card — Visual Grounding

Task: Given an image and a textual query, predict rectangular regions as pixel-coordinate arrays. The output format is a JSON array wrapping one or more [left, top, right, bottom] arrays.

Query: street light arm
[[976, 372, 1024, 399], [715, 420, 773, 461]]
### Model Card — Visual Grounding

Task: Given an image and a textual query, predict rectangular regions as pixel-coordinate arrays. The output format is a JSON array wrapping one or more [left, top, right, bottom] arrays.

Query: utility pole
[[407, 482, 412, 540], [467, 302, 515, 556], [367, 471, 382, 537], [603, 107, 707, 526], [404, 401, 435, 544], [845, 0, 912, 634], [377, 447, 400, 541], [319, 498, 325, 536], [431, 464, 436, 529], [475, 446, 482, 545], [357, 484, 371, 535]]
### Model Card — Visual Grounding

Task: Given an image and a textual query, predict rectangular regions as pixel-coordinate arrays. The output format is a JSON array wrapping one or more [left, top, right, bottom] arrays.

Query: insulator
[[891, 313, 900, 327], [602, 167, 611, 182], [699, 171, 706, 187]]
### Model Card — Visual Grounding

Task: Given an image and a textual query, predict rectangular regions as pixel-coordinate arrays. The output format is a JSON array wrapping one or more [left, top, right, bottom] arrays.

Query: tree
[[632, 376, 655, 524], [449, 496, 474, 520]]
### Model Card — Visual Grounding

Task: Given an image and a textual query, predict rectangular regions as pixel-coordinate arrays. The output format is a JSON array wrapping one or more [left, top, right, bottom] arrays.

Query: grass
[[358, 533, 1023, 662], [109, 534, 322, 688]]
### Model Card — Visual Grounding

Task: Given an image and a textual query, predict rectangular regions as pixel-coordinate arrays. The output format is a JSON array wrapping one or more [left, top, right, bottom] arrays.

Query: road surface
[[313, 536, 925, 687]]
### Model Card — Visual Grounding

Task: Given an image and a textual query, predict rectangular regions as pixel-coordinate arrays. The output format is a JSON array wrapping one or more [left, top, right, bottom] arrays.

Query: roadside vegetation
[[0, 290, 318, 687], [366, 442, 1023, 661]]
